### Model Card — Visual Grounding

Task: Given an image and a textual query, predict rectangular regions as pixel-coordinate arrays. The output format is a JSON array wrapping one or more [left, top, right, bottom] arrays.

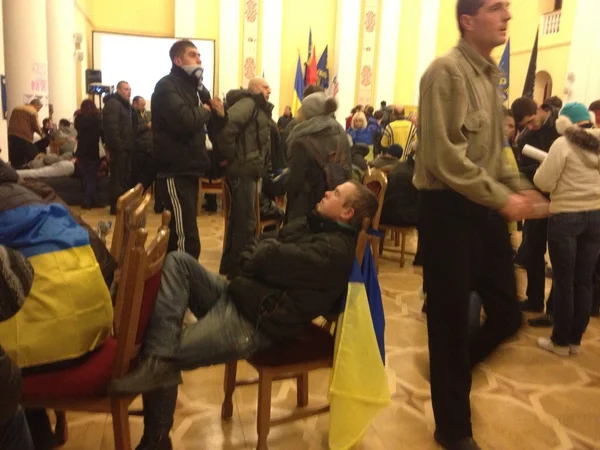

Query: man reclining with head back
[[109, 180, 378, 450]]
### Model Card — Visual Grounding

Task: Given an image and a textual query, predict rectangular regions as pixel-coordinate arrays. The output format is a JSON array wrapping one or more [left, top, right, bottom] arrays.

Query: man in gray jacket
[[414, 1, 548, 449], [218, 77, 273, 279]]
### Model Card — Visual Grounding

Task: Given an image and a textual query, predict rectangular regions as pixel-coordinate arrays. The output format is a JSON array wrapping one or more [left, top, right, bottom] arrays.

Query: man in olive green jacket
[[414, 1, 548, 449], [218, 77, 274, 278]]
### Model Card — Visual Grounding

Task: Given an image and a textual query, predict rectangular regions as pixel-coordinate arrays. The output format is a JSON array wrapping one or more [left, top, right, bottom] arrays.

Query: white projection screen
[[92, 32, 215, 108]]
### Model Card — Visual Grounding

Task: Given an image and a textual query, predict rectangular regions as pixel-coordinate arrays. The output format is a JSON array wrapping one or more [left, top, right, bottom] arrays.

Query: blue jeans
[[141, 252, 271, 438], [0, 406, 34, 450], [548, 210, 600, 346], [219, 176, 257, 276]]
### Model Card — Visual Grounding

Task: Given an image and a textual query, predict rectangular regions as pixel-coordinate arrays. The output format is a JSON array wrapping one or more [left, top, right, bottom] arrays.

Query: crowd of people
[[2, 0, 600, 449]]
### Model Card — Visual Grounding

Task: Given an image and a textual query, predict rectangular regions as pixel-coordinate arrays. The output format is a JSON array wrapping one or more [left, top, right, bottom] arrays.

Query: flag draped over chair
[[328, 243, 390, 450]]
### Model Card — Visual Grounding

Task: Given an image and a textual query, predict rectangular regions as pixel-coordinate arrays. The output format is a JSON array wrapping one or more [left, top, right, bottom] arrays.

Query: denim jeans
[[0, 406, 34, 450], [141, 252, 271, 439], [219, 176, 257, 276], [143, 252, 271, 368], [548, 210, 600, 346]]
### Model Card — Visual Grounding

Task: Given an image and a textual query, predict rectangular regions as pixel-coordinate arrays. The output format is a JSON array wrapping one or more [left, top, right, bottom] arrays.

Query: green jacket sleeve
[[218, 98, 256, 162]]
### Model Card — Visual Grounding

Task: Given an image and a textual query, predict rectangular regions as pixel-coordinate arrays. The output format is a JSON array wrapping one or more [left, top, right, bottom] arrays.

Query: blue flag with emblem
[[317, 45, 329, 90], [498, 38, 510, 102]]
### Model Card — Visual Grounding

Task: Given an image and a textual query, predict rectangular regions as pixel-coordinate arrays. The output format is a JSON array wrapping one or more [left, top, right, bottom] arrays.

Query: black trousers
[[420, 191, 522, 443], [522, 217, 550, 310], [156, 176, 200, 259], [109, 151, 132, 213], [8, 135, 39, 169]]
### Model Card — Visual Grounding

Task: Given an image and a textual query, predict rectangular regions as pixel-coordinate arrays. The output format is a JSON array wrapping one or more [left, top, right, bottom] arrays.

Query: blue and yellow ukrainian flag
[[329, 243, 390, 450], [0, 203, 113, 368], [292, 54, 305, 116]]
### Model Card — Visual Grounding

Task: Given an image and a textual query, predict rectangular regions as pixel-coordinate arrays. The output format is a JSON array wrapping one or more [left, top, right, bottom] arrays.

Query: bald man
[[217, 77, 274, 279]]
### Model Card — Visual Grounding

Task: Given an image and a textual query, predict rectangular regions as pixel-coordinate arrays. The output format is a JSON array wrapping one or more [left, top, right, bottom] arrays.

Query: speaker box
[[85, 69, 102, 86]]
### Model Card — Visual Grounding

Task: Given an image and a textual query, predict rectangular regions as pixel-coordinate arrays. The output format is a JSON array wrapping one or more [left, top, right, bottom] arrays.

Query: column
[[174, 0, 196, 38], [356, 0, 380, 107], [46, 0, 77, 122], [241, 0, 259, 88], [261, 0, 283, 116], [333, 0, 361, 128], [374, 0, 402, 106], [564, 0, 600, 104], [0, 1, 7, 161], [412, 0, 440, 105], [219, 0, 241, 98], [3, 0, 49, 121]]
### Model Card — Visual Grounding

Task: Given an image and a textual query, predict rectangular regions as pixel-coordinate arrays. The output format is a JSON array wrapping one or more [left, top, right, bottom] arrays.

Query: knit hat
[[556, 102, 595, 135], [0, 245, 34, 322], [561, 102, 593, 125], [301, 92, 337, 120]]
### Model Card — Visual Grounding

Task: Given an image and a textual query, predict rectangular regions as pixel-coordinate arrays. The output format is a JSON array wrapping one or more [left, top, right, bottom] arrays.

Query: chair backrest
[[110, 184, 144, 261], [355, 217, 371, 268], [111, 214, 171, 380], [362, 169, 388, 230]]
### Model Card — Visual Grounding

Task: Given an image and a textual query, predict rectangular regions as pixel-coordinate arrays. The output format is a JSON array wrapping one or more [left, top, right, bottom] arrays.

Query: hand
[[520, 189, 550, 218], [499, 193, 533, 221], [147, 121, 151, 129], [202, 103, 211, 112], [210, 97, 225, 117]]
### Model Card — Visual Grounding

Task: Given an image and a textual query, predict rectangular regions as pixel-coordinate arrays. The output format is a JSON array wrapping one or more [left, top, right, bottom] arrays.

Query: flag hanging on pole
[[292, 54, 305, 115], [522, 29, 538, 98], [317, 45, 329, 90], [304, 29, 313, 85], [498, 39, 510, 102], [306, 45, 318, 86]]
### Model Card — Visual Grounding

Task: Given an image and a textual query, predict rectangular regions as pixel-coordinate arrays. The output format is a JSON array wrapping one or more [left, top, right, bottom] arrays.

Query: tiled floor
[[57, 205, 600, 450]]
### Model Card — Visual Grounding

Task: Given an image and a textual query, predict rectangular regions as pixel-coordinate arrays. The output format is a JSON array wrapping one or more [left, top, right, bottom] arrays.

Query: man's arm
[[152, 82, 211, 136], [217, 98, 256, 162], [533, 139, 566, 193], [30, 112, 42, 137], [102, 100, 123, 154], [419, 71, 512, 210]]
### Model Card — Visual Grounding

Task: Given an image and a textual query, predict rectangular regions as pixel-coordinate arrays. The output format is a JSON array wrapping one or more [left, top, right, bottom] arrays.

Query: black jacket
[[517, 111, 560, 182], [102, 93, 136, 155], [74, 114, 103, 161], [380, 158, 419, 227], [229, 212, 356, 341], [135, 110, 152, 154], [152, 66, 221, 177]]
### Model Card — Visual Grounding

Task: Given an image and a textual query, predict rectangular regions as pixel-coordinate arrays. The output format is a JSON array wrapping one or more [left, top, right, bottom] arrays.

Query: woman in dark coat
[[74, 100, 103, 209]]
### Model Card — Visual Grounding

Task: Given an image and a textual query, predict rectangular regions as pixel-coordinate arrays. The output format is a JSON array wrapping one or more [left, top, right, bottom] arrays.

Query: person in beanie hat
[[285, 93, 352, 222], [0, 245, 34, 450], [533, 101, 600, 356]]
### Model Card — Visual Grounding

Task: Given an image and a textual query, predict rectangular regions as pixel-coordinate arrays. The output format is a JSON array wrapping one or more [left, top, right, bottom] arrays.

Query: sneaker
[[434, 431, 482, 450], [569, 344, 581, 355], [108, 355, 182, 395], [528, 314, 553, 327], [520, 299, 544, 313], [135, 434, 173, 450], [537, 337, 569, 356]]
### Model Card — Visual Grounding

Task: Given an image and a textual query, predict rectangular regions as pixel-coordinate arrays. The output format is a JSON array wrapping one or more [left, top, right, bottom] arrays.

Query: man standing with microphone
[[151, 39, 225, 259]]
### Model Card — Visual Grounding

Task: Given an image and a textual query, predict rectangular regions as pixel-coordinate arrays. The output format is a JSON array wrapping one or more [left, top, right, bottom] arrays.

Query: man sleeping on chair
[[108, 180, 378, 450]]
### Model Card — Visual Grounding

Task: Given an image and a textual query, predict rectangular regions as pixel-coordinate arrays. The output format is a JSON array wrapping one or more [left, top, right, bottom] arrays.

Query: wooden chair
[[362, 169, 388, 272], [220, 219, 371, 450], [378, 224, 417, 268], [22, 213, 171, 450], [197, 177, 226, 216], [110, 184, 144, 262]]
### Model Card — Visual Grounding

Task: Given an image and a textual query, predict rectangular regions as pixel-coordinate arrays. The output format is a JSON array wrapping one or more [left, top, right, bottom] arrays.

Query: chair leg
[[296, 372, 309, 407], [400, 232, 407, 268], [256, 370, 273, 450], [110, 398, 132, 450], [197, 185, 203, 217], [221, 361, 238, 420], [54, 410, 68, 446], [379, 231, 385, 256], [394, 231, 400, 247]]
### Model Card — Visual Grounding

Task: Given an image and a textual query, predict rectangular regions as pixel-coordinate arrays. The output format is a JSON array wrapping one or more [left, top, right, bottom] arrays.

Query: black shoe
[[519, 299, 544, 313], [434, 431, 481, 450], [107, 356, 182, 395], [528, 314, 554, 327], [135, 434, 173, 450]]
